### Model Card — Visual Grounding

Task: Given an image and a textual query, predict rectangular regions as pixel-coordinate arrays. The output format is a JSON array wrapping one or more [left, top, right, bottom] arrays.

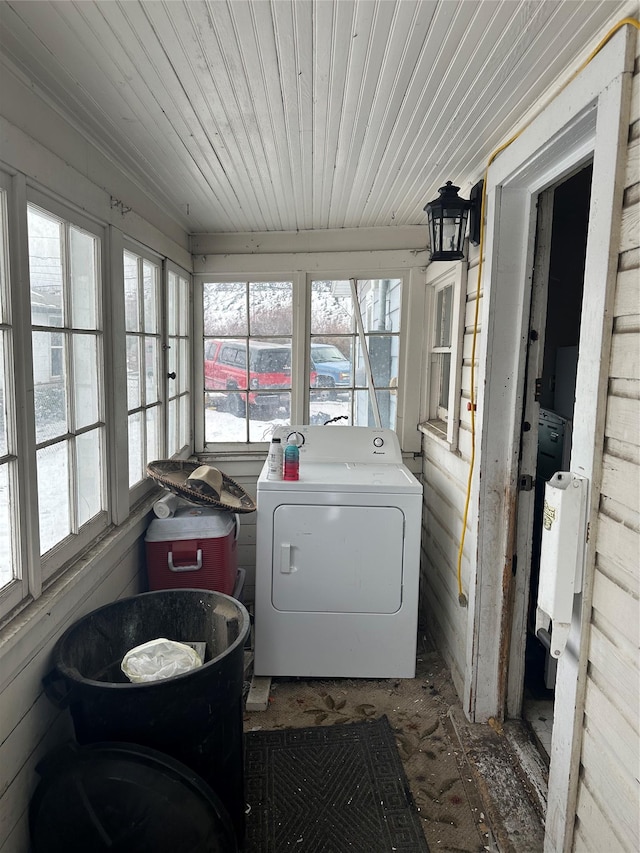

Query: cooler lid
[[145, 506, 237, 542]]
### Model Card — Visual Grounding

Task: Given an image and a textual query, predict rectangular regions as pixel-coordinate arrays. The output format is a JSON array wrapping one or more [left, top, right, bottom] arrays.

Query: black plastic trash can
[[29, 742, 238, 853], [44, 589, 250, 844]]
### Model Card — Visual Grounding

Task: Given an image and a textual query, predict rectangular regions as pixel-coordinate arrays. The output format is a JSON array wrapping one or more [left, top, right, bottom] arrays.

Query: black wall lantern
[[424, 179, 484, 261], [424, 181, 470, 262]]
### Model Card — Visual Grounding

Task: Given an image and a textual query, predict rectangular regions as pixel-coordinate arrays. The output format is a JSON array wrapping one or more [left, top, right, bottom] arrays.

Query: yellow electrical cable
[[455, 16, 640, 607]]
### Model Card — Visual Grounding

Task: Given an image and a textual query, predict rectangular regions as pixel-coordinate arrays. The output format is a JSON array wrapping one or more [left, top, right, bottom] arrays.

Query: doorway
[[519, 164, 593, 759]]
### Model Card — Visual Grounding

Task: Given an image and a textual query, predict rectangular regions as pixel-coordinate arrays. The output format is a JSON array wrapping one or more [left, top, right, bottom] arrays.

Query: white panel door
[[272, 505, 404, 613]]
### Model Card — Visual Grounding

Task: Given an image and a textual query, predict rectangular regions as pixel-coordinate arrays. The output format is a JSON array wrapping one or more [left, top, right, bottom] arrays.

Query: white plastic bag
[[121, 637, 203, 683]]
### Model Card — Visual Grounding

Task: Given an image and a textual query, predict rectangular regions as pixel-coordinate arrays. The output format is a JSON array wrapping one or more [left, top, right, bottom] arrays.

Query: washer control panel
[[271, 425, 401, 463]]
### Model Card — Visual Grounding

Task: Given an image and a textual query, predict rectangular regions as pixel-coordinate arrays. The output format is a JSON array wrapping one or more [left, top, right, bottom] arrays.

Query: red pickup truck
[[205, 339, 316, 417]]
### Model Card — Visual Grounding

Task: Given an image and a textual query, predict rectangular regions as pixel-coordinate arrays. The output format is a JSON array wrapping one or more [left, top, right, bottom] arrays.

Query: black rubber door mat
[[244, 715, 430, 852]]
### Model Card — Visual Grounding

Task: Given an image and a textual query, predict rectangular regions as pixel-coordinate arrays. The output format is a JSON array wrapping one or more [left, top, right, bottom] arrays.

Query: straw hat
[[146, 460, 256, 513]]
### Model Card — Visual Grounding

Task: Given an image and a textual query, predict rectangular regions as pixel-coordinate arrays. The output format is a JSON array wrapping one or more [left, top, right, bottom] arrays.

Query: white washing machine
[[254, 425, 422, 679]]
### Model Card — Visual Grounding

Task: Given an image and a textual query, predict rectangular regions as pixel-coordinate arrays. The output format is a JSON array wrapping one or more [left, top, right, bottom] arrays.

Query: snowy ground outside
[[204, 396, 352, 443]]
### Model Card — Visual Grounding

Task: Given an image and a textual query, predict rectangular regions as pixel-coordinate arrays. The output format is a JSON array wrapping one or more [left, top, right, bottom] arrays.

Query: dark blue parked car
[[311, 343, 352, 397]]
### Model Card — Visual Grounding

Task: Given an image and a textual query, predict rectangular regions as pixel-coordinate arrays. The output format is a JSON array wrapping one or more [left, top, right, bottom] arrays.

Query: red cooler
[[145, 506, 238, 594]]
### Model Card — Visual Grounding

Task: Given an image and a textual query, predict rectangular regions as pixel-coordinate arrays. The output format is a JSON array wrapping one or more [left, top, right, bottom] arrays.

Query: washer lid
[[259, 461, 421, 494]]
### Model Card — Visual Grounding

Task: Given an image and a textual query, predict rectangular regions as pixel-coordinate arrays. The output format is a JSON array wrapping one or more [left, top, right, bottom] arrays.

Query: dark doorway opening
[[522, 163, 593, 759]]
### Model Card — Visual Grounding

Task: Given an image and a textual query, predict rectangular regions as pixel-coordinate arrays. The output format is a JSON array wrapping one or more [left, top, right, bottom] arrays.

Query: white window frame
[[0, 170, 23, 618], [0, 179, 113, 620], [27, 190, 109, 583], [123, 240, 165, 500], [0, 162, 191, 630], [194, 262, 424, 455], [422, 261, 467, 449], [194, 275, 296, 452], [165, 261, 192, 459], [308, 276, 403, 431]]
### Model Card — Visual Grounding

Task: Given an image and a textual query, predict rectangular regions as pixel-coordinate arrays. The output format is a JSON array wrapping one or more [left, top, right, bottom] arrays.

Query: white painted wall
[[572, 46, 640, 853], [419, 249, 480, 697]]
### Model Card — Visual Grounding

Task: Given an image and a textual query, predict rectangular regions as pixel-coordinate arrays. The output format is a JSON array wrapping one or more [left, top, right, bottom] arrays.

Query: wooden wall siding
[[0, 541, 144, 852], [230, 474, 258, 602], [420, 251, 481, 694], [419, 445, 469, 695], [573, 46, 640, 853]]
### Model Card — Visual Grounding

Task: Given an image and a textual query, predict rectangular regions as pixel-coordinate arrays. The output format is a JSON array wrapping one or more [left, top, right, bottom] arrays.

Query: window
[[198, 276, 403, 446], [28, 203, 106, 572], [124, 248, 163, 486], [50, 331, 63, 378], [166, 266, 191, 456], [202, 280, 293, 443], [434, 284, 453, 414], [0, 177, 188, 622], [0, 184, 16, 603], [310, 279, 401, 429], [423, 263, 466, 447]]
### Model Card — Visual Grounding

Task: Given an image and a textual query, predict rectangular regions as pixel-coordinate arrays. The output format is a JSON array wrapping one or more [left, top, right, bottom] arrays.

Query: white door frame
[[465, 25, 634, 852], [506, 185, 555, 720]]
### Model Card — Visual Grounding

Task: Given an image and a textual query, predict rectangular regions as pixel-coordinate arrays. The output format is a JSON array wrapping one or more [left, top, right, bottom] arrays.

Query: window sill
[[418, 420, 455, 451]]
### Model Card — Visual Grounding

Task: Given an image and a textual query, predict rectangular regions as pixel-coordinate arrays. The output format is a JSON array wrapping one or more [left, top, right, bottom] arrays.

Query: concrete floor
[[243, 634, 547, 853], [523, 697, 554, 758]]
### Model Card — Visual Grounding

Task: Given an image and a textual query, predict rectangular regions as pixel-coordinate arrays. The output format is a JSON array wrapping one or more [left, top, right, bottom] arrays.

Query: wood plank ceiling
[[0, 0, 631, 234]]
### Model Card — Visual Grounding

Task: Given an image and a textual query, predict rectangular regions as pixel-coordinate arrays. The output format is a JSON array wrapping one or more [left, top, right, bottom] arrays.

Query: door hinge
[[534, 378, 542, 402], [518, 474, 534, 491]]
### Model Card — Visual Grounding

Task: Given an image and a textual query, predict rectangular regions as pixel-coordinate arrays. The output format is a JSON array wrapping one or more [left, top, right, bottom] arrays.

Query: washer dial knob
[[373, 437, 384, 448], [286, 430, 305, 446]]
